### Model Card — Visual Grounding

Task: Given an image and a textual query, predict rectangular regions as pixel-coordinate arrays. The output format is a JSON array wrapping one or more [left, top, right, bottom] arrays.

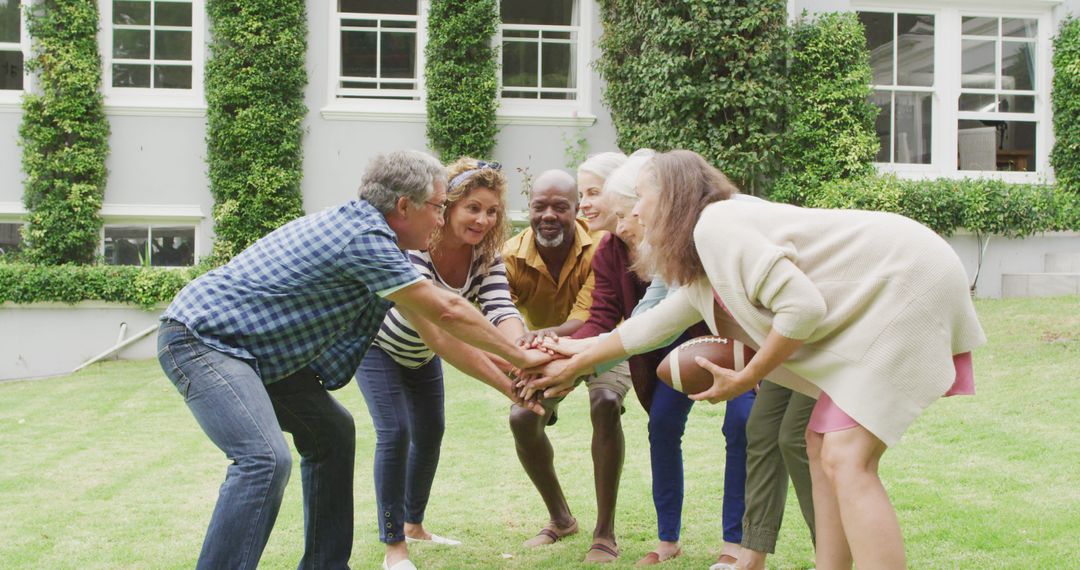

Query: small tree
[[18, 0, 110, 265], [425, 0, 499, 162], [770, 12, 879, 205], [1052, 17, 1080, 193]]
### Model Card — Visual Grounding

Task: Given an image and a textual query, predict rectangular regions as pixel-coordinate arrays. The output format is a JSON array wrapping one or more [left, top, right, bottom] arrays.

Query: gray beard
[[535, 230, 565, 248]]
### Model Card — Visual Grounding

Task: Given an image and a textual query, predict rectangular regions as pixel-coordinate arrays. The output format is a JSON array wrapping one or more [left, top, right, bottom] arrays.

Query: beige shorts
[[541, 361, 632, 425]]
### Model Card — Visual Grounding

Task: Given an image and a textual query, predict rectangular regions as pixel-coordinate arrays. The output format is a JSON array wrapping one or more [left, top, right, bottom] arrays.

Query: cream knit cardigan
[[620, 200, 986, 446]]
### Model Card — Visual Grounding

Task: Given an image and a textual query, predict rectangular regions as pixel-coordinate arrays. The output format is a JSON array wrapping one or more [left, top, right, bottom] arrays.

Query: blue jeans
[[649, 381, 756, 543], [356, 345, 445, 544], [157, 320, 355, 570]]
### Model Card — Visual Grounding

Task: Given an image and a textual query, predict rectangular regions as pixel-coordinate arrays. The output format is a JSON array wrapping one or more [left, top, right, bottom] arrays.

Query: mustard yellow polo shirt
[[501, 218, 600, 330]]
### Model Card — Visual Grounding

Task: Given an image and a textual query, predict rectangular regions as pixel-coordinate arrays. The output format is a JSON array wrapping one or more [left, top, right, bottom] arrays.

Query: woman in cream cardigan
[[523, 150, 985, 570]]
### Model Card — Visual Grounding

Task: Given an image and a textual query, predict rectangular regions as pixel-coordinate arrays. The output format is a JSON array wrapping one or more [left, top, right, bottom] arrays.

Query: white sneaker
[[382, 556, 418, 570], [405, 533, 462, 546]]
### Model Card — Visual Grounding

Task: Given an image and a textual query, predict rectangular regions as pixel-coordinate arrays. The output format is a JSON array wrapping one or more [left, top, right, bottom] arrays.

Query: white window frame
[[322, 0, 429, 122], [98, 0, 206, 116], [0, 0, 31, 110], [854, 0, 1055, 183], [99, 203, 204, 267], [496, 0, 595, 126]]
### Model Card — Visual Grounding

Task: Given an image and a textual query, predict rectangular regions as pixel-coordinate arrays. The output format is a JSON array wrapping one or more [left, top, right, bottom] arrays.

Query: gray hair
[[358, 150, 447, 213], [603, 148, 655, 201], [577, 151, 628, 181]]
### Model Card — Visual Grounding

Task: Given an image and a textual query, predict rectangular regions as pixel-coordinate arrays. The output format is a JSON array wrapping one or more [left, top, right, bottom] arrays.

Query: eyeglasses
[[425, 199, 448, 215]]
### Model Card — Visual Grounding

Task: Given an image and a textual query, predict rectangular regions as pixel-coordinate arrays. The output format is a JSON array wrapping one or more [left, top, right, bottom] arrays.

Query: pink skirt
[[808, 352, 975, 434]]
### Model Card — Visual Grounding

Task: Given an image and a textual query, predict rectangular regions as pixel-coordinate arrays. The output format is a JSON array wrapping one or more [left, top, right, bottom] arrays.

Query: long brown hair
[[640, 150, 737, 286], [429, 157, 509, 267]]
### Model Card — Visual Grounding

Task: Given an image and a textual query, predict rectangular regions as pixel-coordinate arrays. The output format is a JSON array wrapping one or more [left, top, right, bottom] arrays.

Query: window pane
[[0, 223, 22, 255], [114, 29, 151, 59], [961, 39, 995, 89], [871, 90, 891, 162], [340, 0, 416, 15], [962, 16, 997, 37], [380, 31, 415, 79], [104, 227, 149, 266], [1002, 18, 1037, 39], [154, 64, 191, 88], [958, 119, 1035, 172], [894, 91, 932, 164], [114, 1, 150, 26], [1002, 41, 1034, 91], [150, 226, 195, 266], [959, 93, 997, 112], [1001, 94, 1034, 114], [541, 42, 574, 89], [858, 12, 894, 86], [113, 63, 151, 87], [0, 0, 19, 43], [341, 30, 376, 77], [1, 50, 23, 90], [382, 20, 416, 29], [501, 0, 575, 26], [540, 91, 573, 100], [155, 1, 192, 27], [503, 29, 538, 39], [155, 30, 191, 61], [502, 40, 538, 87], [896, 14, 933, 87]]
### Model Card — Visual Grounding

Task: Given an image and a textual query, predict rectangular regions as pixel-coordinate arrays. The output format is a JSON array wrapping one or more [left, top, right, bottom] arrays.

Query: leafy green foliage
[[810, 176, 1080, 238], [18, 0, 110, 265], [0, 263, 207, 308], [205, 0, 307, 261], [425, 0, 499, 162], [770, 12, 878, 205], [596, 0, 789, 193], [1052, 17, 1080, 193]]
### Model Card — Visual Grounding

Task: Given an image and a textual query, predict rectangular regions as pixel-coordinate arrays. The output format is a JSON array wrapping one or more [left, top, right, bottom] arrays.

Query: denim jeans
[[648, 381, 755, 543], [157, 320, 355, 570], [356, 345, 445, 544]]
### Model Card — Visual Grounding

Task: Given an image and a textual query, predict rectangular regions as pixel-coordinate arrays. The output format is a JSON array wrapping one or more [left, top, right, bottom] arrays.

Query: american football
[[656, 335, 756, 395]]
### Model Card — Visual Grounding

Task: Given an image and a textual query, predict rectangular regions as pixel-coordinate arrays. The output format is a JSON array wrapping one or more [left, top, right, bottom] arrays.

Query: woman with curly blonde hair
[[356, 157, 526, 570]]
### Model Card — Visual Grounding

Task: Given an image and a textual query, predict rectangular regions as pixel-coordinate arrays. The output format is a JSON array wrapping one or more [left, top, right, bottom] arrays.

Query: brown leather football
[[656, 335, 756, 395]]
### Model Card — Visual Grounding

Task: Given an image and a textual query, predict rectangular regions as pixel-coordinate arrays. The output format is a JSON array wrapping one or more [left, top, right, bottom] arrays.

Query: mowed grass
[[1, 297, 1078, 569]]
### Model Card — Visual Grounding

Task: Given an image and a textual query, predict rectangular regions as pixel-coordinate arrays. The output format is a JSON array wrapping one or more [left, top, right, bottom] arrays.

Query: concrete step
[[1001, 273, 1080, 298], [1045, 252, 1080, 273]]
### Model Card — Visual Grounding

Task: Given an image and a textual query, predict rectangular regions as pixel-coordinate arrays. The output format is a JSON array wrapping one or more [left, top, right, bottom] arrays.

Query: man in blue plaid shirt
[[158, 150, 551, 570]]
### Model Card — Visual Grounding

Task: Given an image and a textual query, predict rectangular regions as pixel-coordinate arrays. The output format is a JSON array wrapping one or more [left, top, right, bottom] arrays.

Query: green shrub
[[1052, 17, 1080, 193], [0, 263, 206, 308], [205, 0, 308, 261], [18, 0, 110, 265], [596, 0, 789, 193], [771, 12, 878, 205], [810, 176, 1079, 238], [425, 0, 499, 162]]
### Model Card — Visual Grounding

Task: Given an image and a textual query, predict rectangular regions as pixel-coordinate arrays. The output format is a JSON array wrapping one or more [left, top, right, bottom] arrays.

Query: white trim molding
[[99, 203, 205, 222]]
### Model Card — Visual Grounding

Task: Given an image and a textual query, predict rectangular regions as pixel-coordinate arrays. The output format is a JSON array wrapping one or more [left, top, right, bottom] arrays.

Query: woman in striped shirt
[[356, 158, 525, 570]]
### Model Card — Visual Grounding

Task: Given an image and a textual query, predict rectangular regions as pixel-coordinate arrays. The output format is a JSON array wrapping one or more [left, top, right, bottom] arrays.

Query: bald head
[[531, 169, 578, 205], [528, 169, 579, 250]]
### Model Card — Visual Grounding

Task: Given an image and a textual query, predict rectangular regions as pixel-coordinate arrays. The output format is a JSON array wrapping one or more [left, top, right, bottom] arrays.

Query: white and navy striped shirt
[[373, 249, 524, 368]]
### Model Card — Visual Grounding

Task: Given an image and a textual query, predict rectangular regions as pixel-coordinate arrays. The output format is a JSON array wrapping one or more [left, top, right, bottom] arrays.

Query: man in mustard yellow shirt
[[502, 170, 630, 562]]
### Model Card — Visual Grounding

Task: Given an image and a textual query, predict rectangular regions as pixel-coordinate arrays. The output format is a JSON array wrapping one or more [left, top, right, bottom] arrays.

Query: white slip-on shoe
[[383, 556, 418, 570], [405, 533, 462, 546]]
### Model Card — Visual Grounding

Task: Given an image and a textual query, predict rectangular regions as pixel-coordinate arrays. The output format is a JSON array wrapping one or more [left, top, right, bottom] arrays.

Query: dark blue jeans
[[356, 345, 445, 544], [157, 320, 355, 570], [649, 380, 755, 543]]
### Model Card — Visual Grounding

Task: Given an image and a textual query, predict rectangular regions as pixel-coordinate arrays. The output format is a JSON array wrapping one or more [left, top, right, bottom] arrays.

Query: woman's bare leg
[[806, 429, 852, 570]]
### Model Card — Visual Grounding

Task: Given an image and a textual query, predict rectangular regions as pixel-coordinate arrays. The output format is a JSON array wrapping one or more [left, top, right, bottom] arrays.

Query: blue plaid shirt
[[163, 200, 423, 389]]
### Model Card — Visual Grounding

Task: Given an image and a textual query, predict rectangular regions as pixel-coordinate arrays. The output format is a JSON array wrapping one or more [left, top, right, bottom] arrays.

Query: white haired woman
[[577, 152, 628, 233]]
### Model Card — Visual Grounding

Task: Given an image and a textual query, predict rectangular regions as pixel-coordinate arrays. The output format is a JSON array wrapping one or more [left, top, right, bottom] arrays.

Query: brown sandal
[[523, 518, 579, 547], [584, 542, 620, 563]]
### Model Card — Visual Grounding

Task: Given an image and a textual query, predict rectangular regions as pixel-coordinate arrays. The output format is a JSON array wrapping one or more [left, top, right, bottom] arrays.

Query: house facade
[[0, 0, 1077, 266]]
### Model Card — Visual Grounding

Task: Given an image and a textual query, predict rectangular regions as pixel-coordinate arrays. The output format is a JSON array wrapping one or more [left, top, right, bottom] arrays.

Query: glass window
[[110, 0, 194, 89], [500, 0, 579, 100], [958, 16, 1038, 172], [1, 0, 23, 91], [336, 0, 420, 100], [0, 222, 23, 256], [859, 11, 935, 164], [104, 225, 195, 266]]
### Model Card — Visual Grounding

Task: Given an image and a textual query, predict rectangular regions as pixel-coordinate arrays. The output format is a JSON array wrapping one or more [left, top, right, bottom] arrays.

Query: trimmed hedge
[[596, 0, 789, 192], [425, 0, 499, 162], [0, 263, 205, 309], [771, 12, 878, 205], [810, 176, 1080, 238], [205, 0, 308, 262], [18, 0, 110, 265], [1052, 17, 1080, 193]]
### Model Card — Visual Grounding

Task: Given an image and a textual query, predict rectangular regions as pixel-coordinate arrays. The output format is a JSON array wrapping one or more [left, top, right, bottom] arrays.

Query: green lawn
[[1, 297, 1078, 569]]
